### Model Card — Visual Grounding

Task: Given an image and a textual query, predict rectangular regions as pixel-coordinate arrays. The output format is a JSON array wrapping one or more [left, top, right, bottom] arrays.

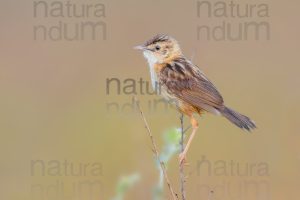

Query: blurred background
[[0, 0, 299, 199]]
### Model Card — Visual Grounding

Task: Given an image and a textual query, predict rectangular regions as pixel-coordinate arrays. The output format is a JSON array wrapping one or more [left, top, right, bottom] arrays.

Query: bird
[[134, 34, 256, 164]]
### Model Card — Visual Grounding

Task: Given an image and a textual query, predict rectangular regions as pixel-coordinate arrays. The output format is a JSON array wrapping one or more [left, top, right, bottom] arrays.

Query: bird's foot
[[179, 152, 188, 166]]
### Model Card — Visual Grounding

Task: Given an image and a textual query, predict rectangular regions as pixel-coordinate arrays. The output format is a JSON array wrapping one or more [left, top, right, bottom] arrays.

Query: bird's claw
[[179, 152, 187, 165]]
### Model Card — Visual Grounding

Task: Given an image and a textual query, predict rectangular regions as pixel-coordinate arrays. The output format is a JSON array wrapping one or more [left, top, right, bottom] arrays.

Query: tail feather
[[221, 106, 256, 131]]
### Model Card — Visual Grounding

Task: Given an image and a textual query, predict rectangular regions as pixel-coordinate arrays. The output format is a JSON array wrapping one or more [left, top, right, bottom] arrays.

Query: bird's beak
[[133, 45, 146, 51]]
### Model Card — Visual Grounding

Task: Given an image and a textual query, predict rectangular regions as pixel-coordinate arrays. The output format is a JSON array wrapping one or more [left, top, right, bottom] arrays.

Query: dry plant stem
[[134, 97, 178, 200], [208, 190, 214, 200], [179, 114, 187, 200]]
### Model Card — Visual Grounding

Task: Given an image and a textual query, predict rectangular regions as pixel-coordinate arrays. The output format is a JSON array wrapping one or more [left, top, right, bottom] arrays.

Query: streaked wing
[[159, 57, 224, 113]]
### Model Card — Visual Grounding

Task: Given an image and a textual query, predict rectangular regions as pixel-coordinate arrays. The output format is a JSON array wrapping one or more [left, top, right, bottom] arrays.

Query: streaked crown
[[135, 34, 182, 64]]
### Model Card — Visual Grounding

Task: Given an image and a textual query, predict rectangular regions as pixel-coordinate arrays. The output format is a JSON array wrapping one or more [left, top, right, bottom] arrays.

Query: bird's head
[[134, 34, 182, 65]]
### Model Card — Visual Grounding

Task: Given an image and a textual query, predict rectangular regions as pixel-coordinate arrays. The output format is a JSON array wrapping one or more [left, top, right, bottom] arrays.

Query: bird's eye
[[155, 46, 160, 51]]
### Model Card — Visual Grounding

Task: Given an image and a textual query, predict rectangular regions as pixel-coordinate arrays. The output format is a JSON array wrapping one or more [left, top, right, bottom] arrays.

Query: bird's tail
[[221, 106, 256, 131]]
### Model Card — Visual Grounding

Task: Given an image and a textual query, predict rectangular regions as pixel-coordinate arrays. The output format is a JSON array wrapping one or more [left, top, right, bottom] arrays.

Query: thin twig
[[179, 114, 186, 200], [134, 96, 178, 200], [208, 190, 214, 200]]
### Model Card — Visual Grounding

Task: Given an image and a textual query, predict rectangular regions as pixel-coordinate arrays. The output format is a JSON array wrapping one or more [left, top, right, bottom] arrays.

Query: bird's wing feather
[[159, 58, 224, 112]]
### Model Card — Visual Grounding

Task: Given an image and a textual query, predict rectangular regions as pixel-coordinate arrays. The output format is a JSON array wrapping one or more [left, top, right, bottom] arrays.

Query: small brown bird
[[135, 34, 256, 164]]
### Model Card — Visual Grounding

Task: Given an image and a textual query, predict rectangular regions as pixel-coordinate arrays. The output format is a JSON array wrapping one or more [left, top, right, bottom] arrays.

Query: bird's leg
[[179, 115, 199, 165]]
